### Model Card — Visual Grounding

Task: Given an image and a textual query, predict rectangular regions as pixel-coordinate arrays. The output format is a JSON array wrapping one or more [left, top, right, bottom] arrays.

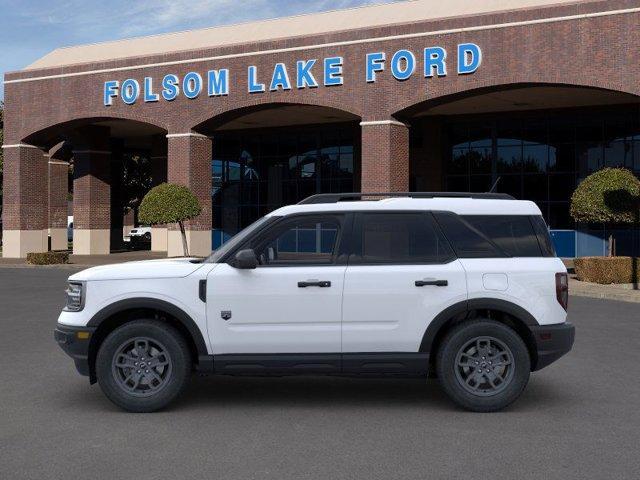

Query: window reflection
[[212, 124, 358, 240], [444, 107, 640, 229]]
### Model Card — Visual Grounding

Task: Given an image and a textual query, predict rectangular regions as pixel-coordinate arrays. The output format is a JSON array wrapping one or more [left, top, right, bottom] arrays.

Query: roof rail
[[297, 192, 515, 205]]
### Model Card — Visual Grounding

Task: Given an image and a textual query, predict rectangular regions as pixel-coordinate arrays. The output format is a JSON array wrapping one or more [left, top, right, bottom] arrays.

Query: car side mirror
[[234, 249, 258, 269]]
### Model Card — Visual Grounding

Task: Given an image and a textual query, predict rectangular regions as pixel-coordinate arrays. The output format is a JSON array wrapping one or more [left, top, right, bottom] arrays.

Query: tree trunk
[[178, 221, 189, 257], [608, 234, 614, 257]]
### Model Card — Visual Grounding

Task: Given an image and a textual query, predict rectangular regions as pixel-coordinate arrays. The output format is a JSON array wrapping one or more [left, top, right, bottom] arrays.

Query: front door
[[207, 214, 347, 356]]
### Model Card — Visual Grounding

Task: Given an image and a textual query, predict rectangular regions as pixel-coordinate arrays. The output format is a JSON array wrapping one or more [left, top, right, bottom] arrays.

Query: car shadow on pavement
[[54, 373, 567, 414]]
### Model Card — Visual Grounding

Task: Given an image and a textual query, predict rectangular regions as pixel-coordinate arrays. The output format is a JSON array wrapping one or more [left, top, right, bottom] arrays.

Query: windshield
[[206, 216, 274, 263]]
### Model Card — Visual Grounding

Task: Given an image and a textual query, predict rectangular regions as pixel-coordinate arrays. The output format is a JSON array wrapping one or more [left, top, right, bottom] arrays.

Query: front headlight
[[64, 282, 85, 312]]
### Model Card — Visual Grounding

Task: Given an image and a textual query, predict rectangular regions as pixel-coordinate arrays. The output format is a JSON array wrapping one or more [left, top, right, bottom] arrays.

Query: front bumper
[[54, 324, 96, 377], [531, 321, 575, 371]]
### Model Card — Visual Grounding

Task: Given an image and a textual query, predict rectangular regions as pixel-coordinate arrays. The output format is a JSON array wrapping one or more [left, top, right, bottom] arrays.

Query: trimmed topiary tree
[[139, 183, 202, 257], [570, 168, 640, 256]]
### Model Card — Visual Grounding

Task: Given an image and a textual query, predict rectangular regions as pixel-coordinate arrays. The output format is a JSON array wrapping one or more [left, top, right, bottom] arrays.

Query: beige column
[[360, 120, 410, 192], [166, 132, 212, 257], [1, 143, 49, 258]]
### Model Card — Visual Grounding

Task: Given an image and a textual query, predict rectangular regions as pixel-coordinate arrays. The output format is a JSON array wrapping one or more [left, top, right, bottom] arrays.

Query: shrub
[[139, 183, 202, 256], [27, 251, 69, 265], [570, 168, 640, 256], [574, 256, 640, 284], [570, 168, 640, 224]]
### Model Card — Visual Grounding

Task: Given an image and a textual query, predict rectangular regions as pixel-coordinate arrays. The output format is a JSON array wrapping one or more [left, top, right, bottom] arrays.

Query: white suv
[[55, 193, 574, 412]]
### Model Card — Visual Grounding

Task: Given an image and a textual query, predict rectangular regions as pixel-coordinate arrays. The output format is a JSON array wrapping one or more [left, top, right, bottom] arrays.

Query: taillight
[[556, 272, 569, 311]]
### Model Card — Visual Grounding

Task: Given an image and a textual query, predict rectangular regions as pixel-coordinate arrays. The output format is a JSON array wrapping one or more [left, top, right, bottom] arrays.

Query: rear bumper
[[531, 321, 575, 371], [54, 324, 96, 377]]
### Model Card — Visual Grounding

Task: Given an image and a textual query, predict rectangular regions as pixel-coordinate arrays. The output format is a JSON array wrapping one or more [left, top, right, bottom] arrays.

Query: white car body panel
[[460, 257, 567, 326], [68, 258, 204, 281], [206, 263, 345, 354], [342, 262, 468, 352], [59, 260, 214, 352]]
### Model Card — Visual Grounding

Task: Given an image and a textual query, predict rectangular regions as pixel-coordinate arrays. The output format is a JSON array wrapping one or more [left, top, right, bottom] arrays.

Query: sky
[[0, 0, 401, 100]]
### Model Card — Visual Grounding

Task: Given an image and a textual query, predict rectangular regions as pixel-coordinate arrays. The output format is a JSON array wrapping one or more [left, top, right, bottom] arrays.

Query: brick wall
[[361, 123, 410, 192], [2, 146, 48, 230], [2, 0, 640, 247], [167, 134, 212, 231], [48, 160, 68, 229], [5, 1, 640, 145]]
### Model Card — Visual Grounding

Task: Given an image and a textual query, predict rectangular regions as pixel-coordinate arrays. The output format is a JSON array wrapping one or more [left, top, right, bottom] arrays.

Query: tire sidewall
[[437, 320, 531, 412], [96, 320, 191, 412]]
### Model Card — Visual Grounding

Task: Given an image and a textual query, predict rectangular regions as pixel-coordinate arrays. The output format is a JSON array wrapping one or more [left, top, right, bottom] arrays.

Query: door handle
[[298, 280, 332, 288], [415, 279, 448, 287]]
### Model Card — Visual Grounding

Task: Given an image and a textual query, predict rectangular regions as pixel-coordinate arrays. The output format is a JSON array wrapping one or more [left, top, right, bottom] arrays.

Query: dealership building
[[3, 0, 640, 258]]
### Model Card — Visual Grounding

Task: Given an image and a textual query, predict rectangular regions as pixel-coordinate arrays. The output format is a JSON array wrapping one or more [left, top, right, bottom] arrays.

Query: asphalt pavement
[[0, 267, 638, 480]]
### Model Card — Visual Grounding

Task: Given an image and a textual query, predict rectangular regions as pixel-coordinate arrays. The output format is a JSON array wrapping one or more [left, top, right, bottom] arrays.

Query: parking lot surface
[[0, 268, 638, 480]]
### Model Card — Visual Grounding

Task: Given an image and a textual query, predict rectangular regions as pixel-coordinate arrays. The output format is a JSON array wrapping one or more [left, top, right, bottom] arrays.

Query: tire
[[436, 320, 530, 412], [96, 320, 192, 412]]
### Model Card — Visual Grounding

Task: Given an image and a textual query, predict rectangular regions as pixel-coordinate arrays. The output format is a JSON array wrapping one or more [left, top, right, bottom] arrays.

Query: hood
[[69, 258, 205, 281]]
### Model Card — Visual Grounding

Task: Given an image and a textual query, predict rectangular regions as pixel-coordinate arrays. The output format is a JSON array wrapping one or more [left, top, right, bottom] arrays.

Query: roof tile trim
[[25, 0, 587, 70]]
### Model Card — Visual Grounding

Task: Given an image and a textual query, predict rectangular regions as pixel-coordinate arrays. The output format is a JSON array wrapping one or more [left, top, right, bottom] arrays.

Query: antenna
[[489, 177, 501, 193]]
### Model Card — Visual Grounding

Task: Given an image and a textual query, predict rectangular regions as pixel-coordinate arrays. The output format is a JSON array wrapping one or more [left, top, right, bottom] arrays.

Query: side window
[[433, 212, 504, 258], [530, 215, 556, 257], [253, 216, 342, 266], [353, 213, 454, 264], [462, 215, 543, 257], [434, 212, 545, 258]]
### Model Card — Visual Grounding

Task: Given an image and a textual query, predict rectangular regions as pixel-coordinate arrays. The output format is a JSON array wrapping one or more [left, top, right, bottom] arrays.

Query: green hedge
[[27, 251, 69, 265], [574, 256, 640, 284]]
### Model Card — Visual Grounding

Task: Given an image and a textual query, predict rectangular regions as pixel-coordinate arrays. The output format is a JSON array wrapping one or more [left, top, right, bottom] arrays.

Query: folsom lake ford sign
[[103, 43, 482, 106]]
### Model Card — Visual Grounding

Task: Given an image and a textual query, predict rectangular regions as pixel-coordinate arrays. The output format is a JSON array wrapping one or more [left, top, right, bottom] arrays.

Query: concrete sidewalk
[[569, 277, 640, 304], [0, 250, 167, 268]]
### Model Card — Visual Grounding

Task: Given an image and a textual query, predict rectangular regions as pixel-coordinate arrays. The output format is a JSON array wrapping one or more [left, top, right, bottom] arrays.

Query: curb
[[569, 279, 640, 304], [0, 264, 88, 269]]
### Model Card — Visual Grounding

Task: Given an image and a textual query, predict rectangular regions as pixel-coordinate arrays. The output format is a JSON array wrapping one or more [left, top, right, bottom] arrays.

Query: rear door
[[341, 212, 467, 354]]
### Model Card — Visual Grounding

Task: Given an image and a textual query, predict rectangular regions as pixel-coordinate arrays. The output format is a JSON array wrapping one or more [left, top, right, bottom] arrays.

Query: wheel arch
[[420, 299, 539, 371], [86, 298, 209, 383]]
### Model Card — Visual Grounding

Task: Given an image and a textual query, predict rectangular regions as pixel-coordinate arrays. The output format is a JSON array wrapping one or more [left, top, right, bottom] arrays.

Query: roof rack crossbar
[[297, 192, 515, 204]]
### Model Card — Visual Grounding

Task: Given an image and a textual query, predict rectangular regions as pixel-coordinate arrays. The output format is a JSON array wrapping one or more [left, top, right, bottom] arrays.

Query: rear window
[[433, 213, 547, 258]]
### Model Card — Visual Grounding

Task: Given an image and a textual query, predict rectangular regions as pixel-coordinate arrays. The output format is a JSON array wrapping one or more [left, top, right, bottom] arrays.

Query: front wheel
[[96, 320, 192, 412], [436, 320, 530, 412]]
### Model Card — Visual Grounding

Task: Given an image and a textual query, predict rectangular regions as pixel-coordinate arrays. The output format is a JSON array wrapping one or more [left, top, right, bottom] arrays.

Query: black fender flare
[[87, 298, 208, 356], [419, 298, 539, 353]]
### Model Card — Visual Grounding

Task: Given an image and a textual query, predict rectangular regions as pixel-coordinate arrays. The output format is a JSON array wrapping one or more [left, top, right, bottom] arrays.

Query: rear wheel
[[436, 320, 530, 412], [96, 320, 191, 412]]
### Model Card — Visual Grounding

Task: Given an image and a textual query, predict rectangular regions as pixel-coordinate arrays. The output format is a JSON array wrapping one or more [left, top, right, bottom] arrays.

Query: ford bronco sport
[[55, 192, 574, 412]]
